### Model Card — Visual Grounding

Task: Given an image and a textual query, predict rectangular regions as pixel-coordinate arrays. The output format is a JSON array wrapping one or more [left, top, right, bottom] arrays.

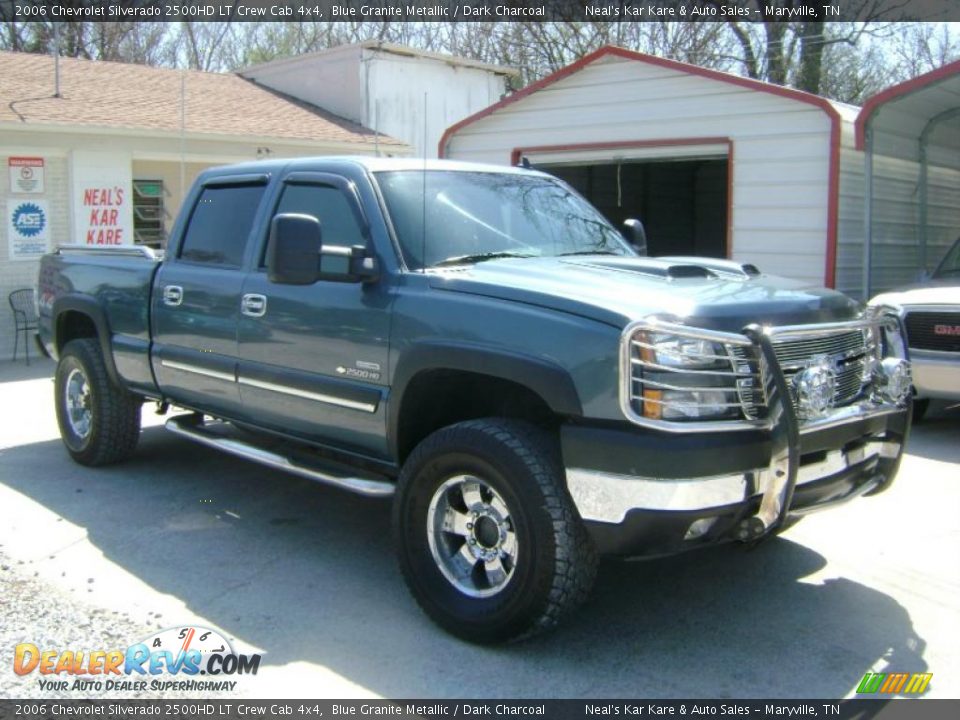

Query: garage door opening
[[538, 157, 729, 258]]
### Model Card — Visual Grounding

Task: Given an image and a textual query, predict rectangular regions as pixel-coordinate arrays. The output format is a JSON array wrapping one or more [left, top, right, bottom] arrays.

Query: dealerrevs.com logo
[[14, 626, 261, 693]]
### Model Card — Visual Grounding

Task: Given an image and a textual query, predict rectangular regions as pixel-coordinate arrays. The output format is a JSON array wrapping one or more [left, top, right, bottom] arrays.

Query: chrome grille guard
[[618, 312, 911, 539], [619, 313, 910, 435]]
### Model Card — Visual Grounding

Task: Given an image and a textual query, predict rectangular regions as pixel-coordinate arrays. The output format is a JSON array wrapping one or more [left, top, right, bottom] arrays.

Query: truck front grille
[[733, 329, 870, 413], [904, 311, 960, 352]]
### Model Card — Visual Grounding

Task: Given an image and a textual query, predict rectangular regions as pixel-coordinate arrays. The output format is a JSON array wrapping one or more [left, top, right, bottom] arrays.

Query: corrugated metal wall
[[838, 148, 960, 297]]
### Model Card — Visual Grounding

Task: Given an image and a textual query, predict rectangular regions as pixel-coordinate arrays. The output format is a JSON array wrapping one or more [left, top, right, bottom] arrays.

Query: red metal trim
[[440, 46, 842, 288], [825, 116, 841, 289], [726, 140, 735, 261], [510, 137, 734, 259], [854, 58, 960, 151]]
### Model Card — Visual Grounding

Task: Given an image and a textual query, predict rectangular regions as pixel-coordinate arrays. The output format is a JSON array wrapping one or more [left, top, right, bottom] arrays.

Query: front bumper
[[563, 315, 912, 558], [911, 348, 960, 400]]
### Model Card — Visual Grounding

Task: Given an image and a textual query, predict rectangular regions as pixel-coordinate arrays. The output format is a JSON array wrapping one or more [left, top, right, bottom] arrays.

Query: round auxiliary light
[[794, 359, 836, 419], [879, 358, 911, 404]]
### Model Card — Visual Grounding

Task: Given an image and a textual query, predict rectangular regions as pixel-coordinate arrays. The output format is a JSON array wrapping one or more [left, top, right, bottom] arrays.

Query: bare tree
[[889, 22, 960, 81]]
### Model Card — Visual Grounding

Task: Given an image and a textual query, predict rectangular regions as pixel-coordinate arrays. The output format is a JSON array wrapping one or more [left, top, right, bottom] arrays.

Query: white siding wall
[[837, 147, 866, 297], [0, 153, 69, 361], [446, 55, 836, 287], [242, 47, 508, 158], [365, 50, 506, 158], [241, 45, 365, 124]]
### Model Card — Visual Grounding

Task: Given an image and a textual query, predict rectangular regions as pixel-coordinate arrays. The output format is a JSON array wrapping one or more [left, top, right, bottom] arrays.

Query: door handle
[[163, 285, 183, 307], [241, 294, 267, 317]]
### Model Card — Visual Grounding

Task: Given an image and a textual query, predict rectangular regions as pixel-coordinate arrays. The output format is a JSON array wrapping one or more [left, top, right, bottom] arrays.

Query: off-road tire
[[393, 418, 597, 643], [55, 338, 142, 466]]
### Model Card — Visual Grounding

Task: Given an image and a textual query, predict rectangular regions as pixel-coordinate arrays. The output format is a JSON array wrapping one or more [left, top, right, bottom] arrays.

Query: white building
[[241, 41, 517, 159], [1, 43, 514, 361], [441, 46, 909, 297]]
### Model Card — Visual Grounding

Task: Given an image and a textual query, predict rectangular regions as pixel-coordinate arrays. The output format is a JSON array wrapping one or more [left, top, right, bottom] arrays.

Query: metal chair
[[9, 288, 38, 365]]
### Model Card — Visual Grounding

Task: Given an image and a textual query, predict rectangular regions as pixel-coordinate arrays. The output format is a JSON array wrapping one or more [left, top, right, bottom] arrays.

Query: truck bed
[[38, 246, 162, 394]]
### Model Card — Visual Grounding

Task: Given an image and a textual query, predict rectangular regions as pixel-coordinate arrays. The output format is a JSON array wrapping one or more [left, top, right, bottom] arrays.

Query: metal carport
[[856, 59, 960, 297]]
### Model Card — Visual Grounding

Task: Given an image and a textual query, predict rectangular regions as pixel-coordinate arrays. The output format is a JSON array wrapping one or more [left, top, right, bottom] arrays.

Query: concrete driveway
[[1, 358, 957, 699]]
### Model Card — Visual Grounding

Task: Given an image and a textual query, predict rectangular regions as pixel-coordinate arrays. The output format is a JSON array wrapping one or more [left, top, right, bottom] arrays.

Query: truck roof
[[200, 156, 544, 179]]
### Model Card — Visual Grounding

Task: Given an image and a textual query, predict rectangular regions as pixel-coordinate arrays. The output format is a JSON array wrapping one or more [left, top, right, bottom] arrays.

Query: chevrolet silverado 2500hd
[[38, 157, 913, 643]]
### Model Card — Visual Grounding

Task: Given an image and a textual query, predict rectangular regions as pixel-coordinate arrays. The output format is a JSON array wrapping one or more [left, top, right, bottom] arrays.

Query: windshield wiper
[[433, 251, 536, 267]]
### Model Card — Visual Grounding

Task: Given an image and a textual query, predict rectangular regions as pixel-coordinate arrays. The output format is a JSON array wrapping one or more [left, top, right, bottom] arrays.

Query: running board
[[165, 415, 395, 498]]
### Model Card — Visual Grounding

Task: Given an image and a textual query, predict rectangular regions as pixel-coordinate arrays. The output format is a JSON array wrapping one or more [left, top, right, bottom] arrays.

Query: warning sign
[[9, 157, 45, 194]]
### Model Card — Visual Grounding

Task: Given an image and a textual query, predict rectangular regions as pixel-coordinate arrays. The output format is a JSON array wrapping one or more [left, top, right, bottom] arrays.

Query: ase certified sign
[[7, 198, 50, 260]]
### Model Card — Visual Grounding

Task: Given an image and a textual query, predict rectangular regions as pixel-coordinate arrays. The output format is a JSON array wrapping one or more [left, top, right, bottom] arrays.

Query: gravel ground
[[1, 546, 245, 700], [0, 548, 155, 699]]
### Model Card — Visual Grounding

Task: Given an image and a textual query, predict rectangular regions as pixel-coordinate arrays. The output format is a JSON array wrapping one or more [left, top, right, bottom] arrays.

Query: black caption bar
[[1, 701, 958, 720], [2, 0, 959, 23]]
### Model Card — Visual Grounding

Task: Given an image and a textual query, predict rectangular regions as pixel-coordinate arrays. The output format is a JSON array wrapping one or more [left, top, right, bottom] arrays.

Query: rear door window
[[180, 184, 266, 267]]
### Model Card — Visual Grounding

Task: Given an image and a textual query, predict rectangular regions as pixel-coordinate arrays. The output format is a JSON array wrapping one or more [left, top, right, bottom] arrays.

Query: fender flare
[[51, 294, 122, 387], [387, 341, 583, 459]]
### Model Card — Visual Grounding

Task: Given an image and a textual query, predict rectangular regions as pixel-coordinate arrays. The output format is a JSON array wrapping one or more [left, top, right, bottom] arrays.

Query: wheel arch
[[52, 295, 122, 386], [388, 342, 582, 463]]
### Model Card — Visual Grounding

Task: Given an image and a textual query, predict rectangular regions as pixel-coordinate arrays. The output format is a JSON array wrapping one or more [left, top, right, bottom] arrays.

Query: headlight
[[634, 331, 753, 421], [658, 389, 733, 420], [642, 333, 729, 369]]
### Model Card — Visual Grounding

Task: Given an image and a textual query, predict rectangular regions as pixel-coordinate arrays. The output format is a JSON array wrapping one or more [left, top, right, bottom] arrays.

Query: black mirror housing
[[267, 214, 322, 285], [622, 218, 648, 256]]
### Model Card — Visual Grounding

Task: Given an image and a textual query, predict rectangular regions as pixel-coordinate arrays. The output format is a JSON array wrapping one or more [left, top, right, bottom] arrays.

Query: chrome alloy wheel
[[426, 475, 518, 598], [64, 367, 93, 440]]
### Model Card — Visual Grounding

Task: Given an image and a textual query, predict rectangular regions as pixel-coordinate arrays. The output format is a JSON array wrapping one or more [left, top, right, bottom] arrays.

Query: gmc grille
[[904, 311, 960, 352]]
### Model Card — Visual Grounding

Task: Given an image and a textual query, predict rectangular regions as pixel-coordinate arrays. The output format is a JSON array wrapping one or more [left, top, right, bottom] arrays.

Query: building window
[[132, 179, 168, 248]]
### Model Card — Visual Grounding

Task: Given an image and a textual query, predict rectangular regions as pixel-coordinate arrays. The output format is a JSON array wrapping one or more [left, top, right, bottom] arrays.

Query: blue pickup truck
[[38, 157, 912, 643]]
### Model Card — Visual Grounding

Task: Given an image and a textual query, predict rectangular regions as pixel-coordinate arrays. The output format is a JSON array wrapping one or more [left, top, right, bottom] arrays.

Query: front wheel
[[393, 419, 597, 643], [54, 338, 142, 466]]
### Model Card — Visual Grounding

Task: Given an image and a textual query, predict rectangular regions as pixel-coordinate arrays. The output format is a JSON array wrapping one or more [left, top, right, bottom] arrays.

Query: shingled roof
[[0, 51, 406, 149]]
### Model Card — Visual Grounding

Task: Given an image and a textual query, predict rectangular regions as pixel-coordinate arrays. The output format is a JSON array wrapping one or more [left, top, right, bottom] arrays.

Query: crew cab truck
[[38, 157, 913, 643]]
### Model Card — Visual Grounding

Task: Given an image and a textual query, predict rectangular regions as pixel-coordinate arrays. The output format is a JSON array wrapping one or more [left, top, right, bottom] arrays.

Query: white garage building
[[441, 46, 871, 294]]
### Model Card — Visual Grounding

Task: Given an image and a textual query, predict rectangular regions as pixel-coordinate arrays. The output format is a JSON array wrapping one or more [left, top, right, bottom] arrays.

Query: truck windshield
[[375, 170, 631, 270], [933, 237, 960, 278]]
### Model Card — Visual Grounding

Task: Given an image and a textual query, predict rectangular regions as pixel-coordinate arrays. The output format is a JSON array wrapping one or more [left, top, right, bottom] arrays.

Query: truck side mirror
[[267, 213, 321, 285], [622, 218, 647, 256], [318, 244, 380, 284]]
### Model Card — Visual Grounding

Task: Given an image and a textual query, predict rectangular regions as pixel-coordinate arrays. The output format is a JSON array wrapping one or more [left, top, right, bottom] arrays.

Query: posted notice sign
[[9, 157, 45, 194], [7, 198, 50, 260]]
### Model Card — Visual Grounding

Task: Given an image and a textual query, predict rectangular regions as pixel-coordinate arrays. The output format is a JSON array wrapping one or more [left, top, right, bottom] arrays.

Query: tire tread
[[56, 338, 141, 466], [395, 418, 596, 642]]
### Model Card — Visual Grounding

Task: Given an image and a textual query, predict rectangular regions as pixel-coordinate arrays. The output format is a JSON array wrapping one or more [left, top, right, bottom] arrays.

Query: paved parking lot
[[1, 358, 957, 699]]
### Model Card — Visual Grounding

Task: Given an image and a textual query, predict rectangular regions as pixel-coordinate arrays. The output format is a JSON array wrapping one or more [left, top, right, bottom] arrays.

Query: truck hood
[[428, 256, 861, 332], [870, 279, 960, 309]]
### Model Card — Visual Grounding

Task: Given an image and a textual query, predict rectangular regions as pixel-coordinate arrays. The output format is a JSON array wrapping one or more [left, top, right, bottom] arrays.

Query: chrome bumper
[[911, 349, 960, 400], [566, 439, 901, 525]]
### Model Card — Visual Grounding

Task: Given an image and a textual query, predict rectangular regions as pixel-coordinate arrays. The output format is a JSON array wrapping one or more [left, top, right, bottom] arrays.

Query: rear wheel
[[55, 338, 142, 466], [393, 419, 597, 643]]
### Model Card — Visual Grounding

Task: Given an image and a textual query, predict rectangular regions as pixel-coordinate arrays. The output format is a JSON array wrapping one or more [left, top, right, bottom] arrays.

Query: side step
[[165, 415, 395, 498]]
